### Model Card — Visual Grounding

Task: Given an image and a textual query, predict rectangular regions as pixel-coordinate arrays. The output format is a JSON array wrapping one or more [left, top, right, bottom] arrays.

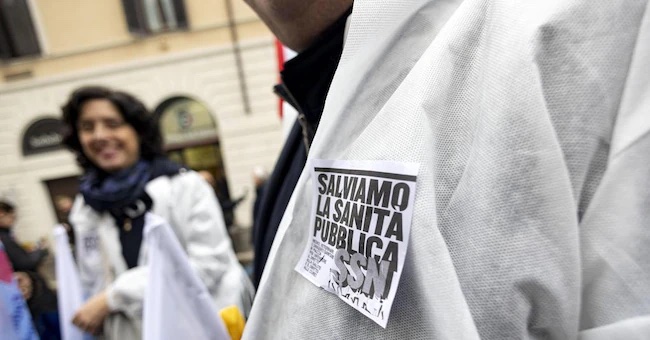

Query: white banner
[[142, 213, 230, 340], [54, 225, 88, 340]]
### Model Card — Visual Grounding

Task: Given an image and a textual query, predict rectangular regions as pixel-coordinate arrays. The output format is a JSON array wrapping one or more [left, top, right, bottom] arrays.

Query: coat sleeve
[[105, 171, 238, 315], [0, 233, 47, 272], [105, 267, 148, 316], [171, 171, 236, 295], [577, 9, 650, 336]]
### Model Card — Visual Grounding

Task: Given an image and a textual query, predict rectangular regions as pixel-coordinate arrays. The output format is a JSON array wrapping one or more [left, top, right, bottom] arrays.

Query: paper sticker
[[295, 159, 418, 328]]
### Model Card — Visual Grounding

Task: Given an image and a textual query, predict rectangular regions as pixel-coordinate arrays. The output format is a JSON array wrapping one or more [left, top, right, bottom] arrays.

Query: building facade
[[0, 0, 283, 247]]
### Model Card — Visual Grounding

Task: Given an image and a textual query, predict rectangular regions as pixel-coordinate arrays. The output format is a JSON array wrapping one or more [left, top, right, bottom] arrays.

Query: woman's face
[[0, 209, 15, 229], [77, 99, 140, 173]]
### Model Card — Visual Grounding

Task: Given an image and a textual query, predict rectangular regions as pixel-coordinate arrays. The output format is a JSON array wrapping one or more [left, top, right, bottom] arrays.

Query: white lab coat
[[70, 170, 253, 339], [244, 0, 650, 338]]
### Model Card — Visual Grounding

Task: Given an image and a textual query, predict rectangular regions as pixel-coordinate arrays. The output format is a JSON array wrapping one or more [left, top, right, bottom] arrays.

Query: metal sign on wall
[[22, 117, 65, 156], [158, 97, 219, 147]]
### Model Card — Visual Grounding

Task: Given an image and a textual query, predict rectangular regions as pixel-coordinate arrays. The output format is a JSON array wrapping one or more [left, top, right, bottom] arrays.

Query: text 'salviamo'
[[296, 159, 418, 328]]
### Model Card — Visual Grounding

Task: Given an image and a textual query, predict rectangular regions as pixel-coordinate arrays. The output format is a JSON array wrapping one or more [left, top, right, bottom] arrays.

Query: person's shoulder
[[149, 168, 207, 196], [68, 194, 97, 224], [167, 168, 203, 186]]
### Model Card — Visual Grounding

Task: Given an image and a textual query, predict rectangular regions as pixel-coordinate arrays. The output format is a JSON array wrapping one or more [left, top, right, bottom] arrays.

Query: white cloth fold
[[142, 213, 230, 340], [54, 225, 87, 340]]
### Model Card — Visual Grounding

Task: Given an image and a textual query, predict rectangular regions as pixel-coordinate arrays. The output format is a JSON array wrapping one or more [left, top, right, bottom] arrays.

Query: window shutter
[[171, 0, 188, 29], [0, 0, 40, 58], [0, 21, 13, 59], [121, 0, 148, 35]]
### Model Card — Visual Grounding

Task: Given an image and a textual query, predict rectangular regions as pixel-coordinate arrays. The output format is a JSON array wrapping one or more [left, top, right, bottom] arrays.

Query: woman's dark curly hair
[[61, 86, 164, 170], [0, 200, 15, 213]]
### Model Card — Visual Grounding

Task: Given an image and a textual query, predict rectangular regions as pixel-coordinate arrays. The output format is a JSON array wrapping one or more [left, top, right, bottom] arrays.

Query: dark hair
[[0, 201, 15, 213], [61, 86, 164, 170]]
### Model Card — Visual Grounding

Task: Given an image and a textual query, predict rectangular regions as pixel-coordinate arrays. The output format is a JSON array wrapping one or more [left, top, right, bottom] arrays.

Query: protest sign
[[296, 159, 418, 328]]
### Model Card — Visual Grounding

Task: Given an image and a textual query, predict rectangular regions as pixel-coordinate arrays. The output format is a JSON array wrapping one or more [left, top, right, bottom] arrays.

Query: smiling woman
[[60, 86, 253, 339], [77, 99, 140, 173], [62, 87, 163, 172]]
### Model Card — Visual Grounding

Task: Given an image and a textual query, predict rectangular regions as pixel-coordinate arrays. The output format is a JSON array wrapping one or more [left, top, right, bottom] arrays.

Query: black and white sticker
[[295, 159, 418, 328]]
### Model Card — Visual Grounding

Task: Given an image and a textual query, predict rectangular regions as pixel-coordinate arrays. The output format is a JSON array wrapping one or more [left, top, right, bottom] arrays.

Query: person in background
[[54, 195, 76, 251], [248, 0, 353, 287], [61, 86, 253, 338], [0, 201, 48, 272], [0, 200, 60, 339], [251, 166, 268, 228], [198, 170, 245, 229]]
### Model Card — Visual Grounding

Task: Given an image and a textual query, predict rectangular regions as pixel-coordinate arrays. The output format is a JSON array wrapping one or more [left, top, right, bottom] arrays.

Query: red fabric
[[0, 248, 13, 283], [275, 39, 285, 118]]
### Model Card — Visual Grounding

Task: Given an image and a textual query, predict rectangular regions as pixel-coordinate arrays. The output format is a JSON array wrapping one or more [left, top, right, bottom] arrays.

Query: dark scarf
[[80, 157, 183, 268]]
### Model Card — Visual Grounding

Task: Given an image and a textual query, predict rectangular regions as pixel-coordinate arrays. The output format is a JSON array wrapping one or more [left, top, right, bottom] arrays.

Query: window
[[121, 0, 188, 36], [0, 0, 40, 60]]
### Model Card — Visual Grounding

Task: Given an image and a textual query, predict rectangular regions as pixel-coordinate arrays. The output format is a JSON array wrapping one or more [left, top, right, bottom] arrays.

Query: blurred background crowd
[[0, 1, 281, 336], [0, 0, 282, 277]]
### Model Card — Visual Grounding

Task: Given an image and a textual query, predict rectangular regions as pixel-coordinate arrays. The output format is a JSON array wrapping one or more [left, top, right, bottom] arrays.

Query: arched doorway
[[154, 96, 235, 226]]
